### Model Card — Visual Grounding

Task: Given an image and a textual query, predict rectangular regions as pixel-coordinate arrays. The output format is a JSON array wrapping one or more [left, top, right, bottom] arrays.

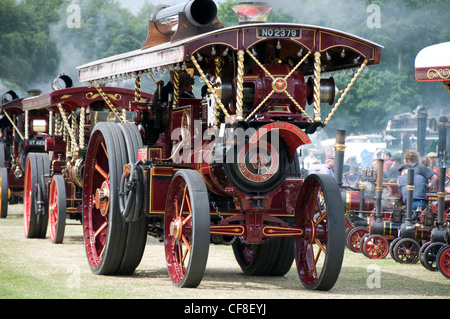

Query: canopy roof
[[77, 23, 383, 83], [21, 87, 141, 111], [415, 42, 450, 82]]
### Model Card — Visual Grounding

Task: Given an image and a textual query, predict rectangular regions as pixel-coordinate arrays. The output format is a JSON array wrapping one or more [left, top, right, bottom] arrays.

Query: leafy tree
[[0, 0, 63, 92], [1, 0, 449, 134]]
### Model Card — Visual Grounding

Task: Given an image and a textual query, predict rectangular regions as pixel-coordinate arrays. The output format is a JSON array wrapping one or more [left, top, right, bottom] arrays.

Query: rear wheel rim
[[164, 171, 210, 287], [294, 174, 345, 291], [49, 175, 66, 244], [83, 124, 127, 274]]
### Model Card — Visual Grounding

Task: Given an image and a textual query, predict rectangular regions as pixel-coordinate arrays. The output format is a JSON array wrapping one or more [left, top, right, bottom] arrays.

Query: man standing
[[403, 149, 439, 190], [325, 157, 335, 177], [398, 165, 428, 211]]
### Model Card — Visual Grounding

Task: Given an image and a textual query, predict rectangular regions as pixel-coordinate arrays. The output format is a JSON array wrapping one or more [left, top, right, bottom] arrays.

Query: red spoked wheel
[[346, 226, 369, 253], [436, 245, 450, 279], [362, 234, 389, 259], [23, 153, 49, 238], [48, 175, 66, 244], [294, 174, 345, 291], [164, 170, 210, 288], [0, 167, 8, 218], [392, 238, 420, 264], [83, 122, 147, 275]]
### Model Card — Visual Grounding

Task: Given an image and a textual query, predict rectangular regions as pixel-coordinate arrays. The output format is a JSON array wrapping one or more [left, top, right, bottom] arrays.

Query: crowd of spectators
[[302, 148, 450, 197]]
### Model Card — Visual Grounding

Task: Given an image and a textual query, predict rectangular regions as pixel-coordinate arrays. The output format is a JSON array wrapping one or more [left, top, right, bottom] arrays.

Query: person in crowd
[[420, 155, 432, 168], [427, 152, 438, 170], [178, 72, 195, 98], [325, 157, 334, 177], [397, 164, 428, 212], [303, 150, 318, 169], [343, 165, 360, 187], [383, 152, 393, 175], [403, 149, 438, 191], [387, 153, 403, 181]]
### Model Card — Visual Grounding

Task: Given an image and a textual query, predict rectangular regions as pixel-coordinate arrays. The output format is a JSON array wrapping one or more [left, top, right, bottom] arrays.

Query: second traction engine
[[77, 0, 383, 290]]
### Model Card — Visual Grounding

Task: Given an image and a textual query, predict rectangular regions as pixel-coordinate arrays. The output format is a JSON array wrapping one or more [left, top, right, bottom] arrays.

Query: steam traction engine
[[20, 75, 149, 243], [415, 42, 450, 278], [0, 89, 48, 218], [77, 0, 382, 289]]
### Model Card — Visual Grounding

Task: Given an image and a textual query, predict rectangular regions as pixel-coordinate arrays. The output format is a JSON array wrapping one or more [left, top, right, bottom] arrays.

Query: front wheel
[[346, 226, 368, 253], [48, 175, 66, 244], [436, 245, 450, 279], [392, 238, 420, 264], [362, 234, 389, 259], [0, 167, 8, 218], [420, 242, 444, 271], [294, 174, 345, 291], [164, 170, 210, 288]]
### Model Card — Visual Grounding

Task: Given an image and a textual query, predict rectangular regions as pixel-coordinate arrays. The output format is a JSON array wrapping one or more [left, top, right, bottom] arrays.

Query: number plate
[[28, 139, 45, 146], [257, 27, 301, 38]]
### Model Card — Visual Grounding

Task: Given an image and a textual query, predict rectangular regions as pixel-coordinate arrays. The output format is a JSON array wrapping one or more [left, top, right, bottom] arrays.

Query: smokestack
[[232, 1, 272, 24], [334, 129, 346, 187], [416, 106, 427, 156]]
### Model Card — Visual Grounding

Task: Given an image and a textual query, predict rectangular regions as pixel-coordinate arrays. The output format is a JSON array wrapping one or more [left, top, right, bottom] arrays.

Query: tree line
[[1, 0, 448, 134]]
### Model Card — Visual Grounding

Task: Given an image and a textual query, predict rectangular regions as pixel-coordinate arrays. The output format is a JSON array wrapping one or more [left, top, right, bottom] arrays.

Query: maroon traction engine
[[77, 0, 382, 289], [0, 89, 48, 218], [20, 76, 150, 243]]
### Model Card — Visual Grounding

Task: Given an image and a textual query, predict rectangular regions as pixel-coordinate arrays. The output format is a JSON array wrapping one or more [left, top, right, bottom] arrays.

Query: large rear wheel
[[23, 153, 49, 238], [294, 174, 345, 291], [164, 170, 210, 288], [82, 122, 147, 275]]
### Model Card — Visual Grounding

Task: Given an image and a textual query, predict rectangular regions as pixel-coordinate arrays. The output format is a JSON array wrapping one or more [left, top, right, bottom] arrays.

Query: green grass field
[[0, 204, 449, 299]]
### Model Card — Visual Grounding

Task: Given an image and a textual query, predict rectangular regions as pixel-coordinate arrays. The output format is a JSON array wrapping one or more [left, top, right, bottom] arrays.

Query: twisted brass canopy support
[[92, 82, 125, 123], [323, 59, 368, 126], [191, 54, 234, 123]]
